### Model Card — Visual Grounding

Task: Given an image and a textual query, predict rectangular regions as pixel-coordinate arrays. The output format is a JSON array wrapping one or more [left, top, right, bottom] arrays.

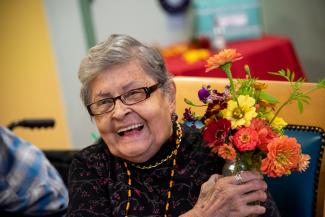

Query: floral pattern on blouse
[[68, 124, 280, 217]]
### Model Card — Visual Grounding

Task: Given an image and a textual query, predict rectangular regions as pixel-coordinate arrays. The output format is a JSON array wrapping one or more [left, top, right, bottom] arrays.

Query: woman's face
[[90, 60, 176, 163]]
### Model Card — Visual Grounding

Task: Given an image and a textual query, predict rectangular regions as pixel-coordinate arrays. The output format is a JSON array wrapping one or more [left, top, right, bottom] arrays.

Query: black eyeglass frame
[[87, 82, 162, 116]]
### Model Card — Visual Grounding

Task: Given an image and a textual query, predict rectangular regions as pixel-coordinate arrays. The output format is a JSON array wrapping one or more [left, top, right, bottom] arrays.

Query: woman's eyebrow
[[94, 81, 146, 99], [95, 91, 113, 99], [121, 81, 145, 91]]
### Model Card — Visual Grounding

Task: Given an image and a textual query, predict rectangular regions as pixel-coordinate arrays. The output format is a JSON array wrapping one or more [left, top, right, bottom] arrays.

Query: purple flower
[[183, 108, 196, 122], [198, 86, 210, 103]]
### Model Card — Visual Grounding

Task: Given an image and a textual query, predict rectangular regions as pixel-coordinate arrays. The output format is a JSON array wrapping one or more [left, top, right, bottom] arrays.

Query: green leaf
[[259, 91, 279, 103], [291, 71, 295, 81], [317, 78, 325, 88], [184, 98, 207, 107], [299, 95, 311, 103], [297, 100, 304, 113]]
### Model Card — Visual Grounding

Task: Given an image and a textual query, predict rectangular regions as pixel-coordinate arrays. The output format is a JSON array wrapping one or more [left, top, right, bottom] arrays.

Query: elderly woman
[[68, 34, 280, 217]]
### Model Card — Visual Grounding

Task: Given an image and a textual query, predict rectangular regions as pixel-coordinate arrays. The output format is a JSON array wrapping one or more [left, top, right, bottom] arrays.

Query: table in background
[[165, 35, 305, 81]]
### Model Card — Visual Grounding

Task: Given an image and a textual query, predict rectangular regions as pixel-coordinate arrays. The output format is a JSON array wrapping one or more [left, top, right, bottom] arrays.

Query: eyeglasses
[[87, 83, 162, 116]]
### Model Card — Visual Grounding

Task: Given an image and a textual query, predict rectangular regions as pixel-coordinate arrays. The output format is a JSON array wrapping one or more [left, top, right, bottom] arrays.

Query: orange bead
[[128, 189, 131, 197]]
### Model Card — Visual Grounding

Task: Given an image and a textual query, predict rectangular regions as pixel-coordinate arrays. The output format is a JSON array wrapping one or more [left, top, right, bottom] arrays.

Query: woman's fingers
[[239, 190, 268, 205], [228, 171, 263, 185], [192, 172, 268, 217]]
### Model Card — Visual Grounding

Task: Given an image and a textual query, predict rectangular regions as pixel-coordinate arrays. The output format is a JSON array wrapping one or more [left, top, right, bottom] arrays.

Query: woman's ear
[[168, 79, 176, 113]]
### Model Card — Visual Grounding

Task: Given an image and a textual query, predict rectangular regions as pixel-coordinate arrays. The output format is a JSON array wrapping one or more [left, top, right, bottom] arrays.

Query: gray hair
[[78, 34, 172, 107]]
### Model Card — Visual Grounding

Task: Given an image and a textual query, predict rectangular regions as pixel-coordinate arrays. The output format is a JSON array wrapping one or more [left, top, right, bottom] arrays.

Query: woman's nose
[[111, 99, 129, 119]]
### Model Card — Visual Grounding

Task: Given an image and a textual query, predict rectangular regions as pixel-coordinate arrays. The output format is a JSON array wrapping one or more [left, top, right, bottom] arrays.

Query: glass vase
[[222, 158, 260, 217]]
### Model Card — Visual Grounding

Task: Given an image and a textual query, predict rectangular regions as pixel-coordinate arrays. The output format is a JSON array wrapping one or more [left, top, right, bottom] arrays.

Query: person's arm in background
[[0, 126, 68, 216]]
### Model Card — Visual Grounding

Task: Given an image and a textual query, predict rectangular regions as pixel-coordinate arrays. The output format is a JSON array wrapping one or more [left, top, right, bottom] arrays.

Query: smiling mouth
[[117, 124, 144, 136]]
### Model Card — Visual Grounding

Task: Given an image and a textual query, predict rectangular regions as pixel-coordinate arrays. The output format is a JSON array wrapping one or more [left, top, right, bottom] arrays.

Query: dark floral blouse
[[68, 124, 281, 217]]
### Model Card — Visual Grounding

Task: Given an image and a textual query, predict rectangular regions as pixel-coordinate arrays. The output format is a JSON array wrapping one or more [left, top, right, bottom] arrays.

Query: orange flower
[[253, 82, 268, 90], [205, 49, 243, 72], [261, 136, 301, 177], [217, 143, 236, 160], [298, 154, 310, 172]]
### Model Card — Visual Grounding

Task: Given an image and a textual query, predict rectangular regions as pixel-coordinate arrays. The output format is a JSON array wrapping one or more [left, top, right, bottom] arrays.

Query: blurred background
[[1, 0, 324, 150]]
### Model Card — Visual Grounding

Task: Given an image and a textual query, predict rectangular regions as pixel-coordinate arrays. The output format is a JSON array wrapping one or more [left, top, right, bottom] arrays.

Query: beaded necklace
[[123, 122, 183, 217]]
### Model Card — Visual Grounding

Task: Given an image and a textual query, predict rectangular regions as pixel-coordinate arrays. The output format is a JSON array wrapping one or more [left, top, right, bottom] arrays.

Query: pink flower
[[233, 128, 259, 152], [250, 118, 278, 152]]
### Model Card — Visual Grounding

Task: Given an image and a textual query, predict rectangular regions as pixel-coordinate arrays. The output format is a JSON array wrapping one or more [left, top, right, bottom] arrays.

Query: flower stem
[[221, 63, 235, 95], [221, 63, 240, 108], [269, 97, 291, 124]]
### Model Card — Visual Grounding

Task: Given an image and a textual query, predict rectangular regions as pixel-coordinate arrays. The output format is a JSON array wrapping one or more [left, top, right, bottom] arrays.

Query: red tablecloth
[[165, 35, 305, 81]]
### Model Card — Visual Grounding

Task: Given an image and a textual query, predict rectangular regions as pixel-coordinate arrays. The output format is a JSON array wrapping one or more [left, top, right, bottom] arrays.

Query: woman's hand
[[181, 171, 267, 217]]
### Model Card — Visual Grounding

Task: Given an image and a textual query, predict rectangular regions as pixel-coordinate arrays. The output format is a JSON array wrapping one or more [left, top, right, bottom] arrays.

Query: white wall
[[261, 0, 325, 82], [44, 0, 98, 149], [91, 0, 193, 46]]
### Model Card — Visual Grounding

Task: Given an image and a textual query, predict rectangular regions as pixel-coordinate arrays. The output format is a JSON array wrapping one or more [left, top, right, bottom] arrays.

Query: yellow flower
[[266, 112, 287, 130], [222, 95, 257, 129], [183, 49, 209, 64], [205, 49, 243, 72]]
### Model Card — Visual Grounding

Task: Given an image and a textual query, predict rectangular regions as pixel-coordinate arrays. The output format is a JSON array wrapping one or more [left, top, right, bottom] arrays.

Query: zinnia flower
[[203, 119, 231, 149], [232, 128, 259, 152], [217, 144, 236, 160], [261, 136, 301, 177], [266, 112, 287, 131], [250, 118, 278, 152], [222, 95, 257, 129], [205, 49, 243, 72], [298, 154, 310, 172]]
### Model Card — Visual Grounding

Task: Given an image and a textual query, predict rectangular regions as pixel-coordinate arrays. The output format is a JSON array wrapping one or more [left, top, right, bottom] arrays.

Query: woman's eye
[[125, 90, 143, 98], [97, 98, 113, 106]]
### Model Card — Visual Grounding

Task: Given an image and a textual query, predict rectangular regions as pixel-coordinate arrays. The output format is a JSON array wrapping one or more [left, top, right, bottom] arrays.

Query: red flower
[[233, 128, 259, 152], [250, 118, 278, 152], [261, 136, 301, 177], [203, 119, 231, 150]]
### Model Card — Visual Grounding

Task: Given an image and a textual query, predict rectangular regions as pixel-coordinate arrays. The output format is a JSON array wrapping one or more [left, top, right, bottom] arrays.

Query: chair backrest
[[265, 125, 325, 217], [173, 76, 325, 217]]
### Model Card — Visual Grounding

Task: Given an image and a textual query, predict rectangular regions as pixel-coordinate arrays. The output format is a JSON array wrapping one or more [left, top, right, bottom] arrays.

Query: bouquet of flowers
[[183, 49, 325, 177]]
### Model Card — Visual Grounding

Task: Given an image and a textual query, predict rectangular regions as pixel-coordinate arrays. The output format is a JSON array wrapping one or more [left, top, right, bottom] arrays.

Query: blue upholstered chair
[[265, 125, 325, 217]]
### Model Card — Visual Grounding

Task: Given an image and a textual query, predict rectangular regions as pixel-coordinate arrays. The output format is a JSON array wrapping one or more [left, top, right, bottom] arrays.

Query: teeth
[[117, 124, 143, 133]]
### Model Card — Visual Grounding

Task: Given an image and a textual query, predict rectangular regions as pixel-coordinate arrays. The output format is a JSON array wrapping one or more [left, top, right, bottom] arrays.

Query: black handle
[[7, 119, 55, 130]]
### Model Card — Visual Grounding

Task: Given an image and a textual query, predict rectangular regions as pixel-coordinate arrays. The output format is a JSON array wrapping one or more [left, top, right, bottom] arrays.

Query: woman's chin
[[117, 143, 153, 162]]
